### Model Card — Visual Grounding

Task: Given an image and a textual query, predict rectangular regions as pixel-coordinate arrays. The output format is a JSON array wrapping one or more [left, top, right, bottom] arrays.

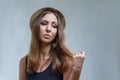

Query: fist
[[72, 51, 85, 71]]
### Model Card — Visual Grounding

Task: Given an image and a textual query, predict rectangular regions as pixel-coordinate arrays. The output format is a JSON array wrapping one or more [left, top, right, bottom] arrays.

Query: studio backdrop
[[0, 0, 120, 80]]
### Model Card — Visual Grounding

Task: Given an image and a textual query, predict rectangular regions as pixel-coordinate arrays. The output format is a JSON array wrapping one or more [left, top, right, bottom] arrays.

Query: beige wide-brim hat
[[30, 7, 66, 31]]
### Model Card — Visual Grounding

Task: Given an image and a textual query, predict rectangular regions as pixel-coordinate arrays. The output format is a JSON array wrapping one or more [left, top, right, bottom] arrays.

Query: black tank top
[[25, 57, 63, 80]]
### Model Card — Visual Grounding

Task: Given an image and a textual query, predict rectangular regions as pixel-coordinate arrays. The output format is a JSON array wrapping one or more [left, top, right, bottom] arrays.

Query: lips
[[43, 34, 51, 39]]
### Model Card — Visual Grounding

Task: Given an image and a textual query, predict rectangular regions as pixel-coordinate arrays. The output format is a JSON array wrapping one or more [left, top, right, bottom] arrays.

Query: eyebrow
[[41, 19, 58, 24]]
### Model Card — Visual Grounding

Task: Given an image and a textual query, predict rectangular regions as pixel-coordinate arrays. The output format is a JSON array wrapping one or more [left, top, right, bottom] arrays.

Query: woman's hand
[[70, 51, 85, 80], [73, 51, 85, 71]]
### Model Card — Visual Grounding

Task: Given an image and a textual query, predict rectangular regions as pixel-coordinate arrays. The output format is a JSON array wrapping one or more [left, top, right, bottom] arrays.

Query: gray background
[[0, 0, 120, 80]]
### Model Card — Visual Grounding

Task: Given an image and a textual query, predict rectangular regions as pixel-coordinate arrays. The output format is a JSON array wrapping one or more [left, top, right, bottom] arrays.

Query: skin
[[39, 13, 58, 44], [19, 13, 85, 80], [69, 51, 85, 80], [37, 13, 58, 72]]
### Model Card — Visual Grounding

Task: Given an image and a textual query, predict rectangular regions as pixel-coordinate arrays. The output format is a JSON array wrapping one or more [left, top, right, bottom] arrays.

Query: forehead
[[41, 13, 58, 23]]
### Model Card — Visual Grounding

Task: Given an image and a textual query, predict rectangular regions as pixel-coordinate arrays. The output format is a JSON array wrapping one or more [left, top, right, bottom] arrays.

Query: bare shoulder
[[66, 56, 72, 66], [19, 56, 27, 67], [19, 56, 27, 80], [63, 56, 73, 80]]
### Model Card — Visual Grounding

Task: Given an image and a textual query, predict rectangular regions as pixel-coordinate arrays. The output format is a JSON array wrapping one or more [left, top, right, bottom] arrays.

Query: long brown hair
[[27, 7, 73, 73]]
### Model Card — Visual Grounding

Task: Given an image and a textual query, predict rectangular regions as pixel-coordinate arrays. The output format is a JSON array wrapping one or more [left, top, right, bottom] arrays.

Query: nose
[[46, 24, 51, 32]]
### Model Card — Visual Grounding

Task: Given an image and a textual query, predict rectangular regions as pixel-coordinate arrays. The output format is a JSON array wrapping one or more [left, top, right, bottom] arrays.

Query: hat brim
[[29, 7, 66, 31]]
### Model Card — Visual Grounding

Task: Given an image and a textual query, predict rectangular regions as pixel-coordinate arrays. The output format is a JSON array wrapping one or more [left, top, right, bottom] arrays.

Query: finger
[[80, 51, 85, 57], [73, 54, 77, 58], [78, 51, 85, 61], [81, 50, 85, 54]]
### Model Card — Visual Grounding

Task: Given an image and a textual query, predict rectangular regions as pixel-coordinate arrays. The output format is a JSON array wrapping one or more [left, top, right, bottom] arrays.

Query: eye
[[52, 25, 58, 28], [52, 23, 58, 28], [40, 21, 48, 25]]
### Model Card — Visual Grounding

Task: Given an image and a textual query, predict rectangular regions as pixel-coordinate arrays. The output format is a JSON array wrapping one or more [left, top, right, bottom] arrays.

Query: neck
[[40, 43, 51, 58]]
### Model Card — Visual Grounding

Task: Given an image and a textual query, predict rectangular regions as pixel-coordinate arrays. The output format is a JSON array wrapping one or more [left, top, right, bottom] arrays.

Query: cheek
[[39, 27, 44, 38], [39, 26, 44, 34], [53, 29, 57, 36]]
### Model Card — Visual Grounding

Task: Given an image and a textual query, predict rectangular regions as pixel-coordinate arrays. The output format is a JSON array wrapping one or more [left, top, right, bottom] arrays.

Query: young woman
[[19, 7, 85, 80]]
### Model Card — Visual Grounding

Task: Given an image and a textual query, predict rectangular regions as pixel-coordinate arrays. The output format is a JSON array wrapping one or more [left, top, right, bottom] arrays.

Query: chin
[[41, 39, 53, 44]]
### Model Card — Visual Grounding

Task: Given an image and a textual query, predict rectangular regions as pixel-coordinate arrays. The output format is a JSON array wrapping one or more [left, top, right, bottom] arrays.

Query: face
[[39, 13, 58, 44]]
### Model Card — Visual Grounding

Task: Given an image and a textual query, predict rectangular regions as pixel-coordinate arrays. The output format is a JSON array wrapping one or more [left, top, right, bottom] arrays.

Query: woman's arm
[[19, 57, 27, 80], [63, 51, 85, 80], [70, 51, 85, 80]]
